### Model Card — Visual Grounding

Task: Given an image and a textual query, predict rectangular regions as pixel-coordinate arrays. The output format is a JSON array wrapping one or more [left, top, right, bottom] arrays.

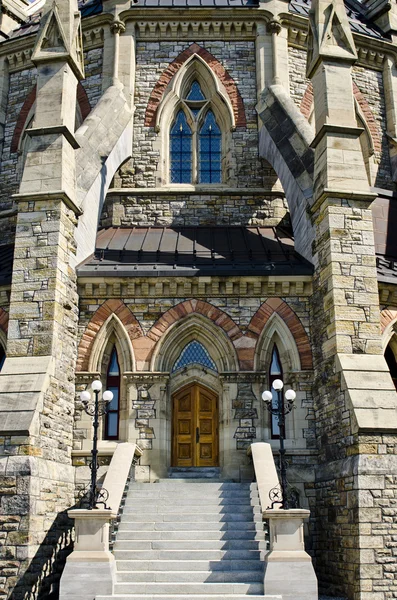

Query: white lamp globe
[[285, 389, 296, 401], [272, 379, 283, 391], [262, 390, 273, 402], [92, 380, 102, 391], [103, 390, 114, 403], [80, 390, 91, 403]]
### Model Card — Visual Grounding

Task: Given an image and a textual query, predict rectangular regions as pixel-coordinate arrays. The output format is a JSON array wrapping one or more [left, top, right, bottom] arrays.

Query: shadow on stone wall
[[9, 509, 75, 600]]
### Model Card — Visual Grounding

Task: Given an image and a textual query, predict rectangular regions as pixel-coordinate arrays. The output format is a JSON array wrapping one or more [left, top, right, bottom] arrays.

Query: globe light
[[103, 390, 114, 403], [92, 380, 102, 391], [80, 390, 91, 403], [272, 379, 283, 391], [262, 390, 273, 403], [285, 389, 296, 401]]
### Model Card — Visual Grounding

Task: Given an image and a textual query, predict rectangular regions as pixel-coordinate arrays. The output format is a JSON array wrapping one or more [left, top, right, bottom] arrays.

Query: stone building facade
[[1, 0, 397, 598]]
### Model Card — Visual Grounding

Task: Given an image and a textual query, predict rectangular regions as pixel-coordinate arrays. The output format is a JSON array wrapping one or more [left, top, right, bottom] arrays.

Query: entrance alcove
[[149, 315, 240, 480]]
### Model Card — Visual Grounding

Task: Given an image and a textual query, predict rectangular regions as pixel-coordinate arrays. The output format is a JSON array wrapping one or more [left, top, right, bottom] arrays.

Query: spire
[[306, 0, 357, 78], [32, 0, 84, 79]]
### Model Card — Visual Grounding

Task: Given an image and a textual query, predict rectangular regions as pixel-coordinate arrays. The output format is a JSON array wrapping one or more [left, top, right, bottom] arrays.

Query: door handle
[[196, 427, 200, 443]]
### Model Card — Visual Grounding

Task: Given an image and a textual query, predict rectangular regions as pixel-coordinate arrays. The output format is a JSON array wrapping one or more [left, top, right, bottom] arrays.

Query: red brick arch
[[11, 83, 91, 153], [0, 307, 8, 335], [147, 299, 243, 344], [144, 43, 246, 129], [299, 81, 381, 154], [381, 308, 397, 333], [247, 298, 313, 370], [77, 300, 143, 372]]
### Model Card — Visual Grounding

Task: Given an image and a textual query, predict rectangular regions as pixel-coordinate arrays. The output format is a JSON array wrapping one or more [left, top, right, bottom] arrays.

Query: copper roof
[[77, 226, 314, 277]]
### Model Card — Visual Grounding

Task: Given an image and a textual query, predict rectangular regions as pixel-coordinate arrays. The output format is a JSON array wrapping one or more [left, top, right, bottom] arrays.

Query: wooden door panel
[[172, 384, 218, 468]]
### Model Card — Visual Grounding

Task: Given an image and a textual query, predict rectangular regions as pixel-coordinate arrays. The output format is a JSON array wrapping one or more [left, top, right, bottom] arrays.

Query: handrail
[[250, 442, 280, 513], [101, 442, 142, 514]]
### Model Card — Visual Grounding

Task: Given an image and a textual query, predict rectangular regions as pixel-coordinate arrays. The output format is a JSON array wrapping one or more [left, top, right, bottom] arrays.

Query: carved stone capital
[[111, 20, 126, 35], [266, 19, 282, 35]]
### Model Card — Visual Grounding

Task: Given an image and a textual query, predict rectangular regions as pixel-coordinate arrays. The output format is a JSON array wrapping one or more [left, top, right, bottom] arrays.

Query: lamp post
[[80, 380, 113, 510], [262, 379, 296, 510]]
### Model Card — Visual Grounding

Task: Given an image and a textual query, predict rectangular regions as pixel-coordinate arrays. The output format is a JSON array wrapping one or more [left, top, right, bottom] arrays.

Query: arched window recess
[[269, 344, 285, 439], [104, 346, 121, 440], [155, 56, 234, 185], [0, 345, 5, 372]]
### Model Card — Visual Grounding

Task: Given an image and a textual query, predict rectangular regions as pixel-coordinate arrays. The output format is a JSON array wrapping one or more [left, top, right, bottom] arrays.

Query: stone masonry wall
[[124, 40, 265, 189], [100, 191, 288, 227], [81, 47, 103, 110], [288, 46, 311, 109]]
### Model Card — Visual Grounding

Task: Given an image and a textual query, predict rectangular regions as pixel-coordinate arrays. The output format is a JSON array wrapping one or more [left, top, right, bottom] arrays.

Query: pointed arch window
[[269, 345, 284, 438], [104, 347, 121, 440], [385, 343, 397, 390], [172, 340, 217, 373], [170, 80, 222, 184], [0, 346, 5, 372]]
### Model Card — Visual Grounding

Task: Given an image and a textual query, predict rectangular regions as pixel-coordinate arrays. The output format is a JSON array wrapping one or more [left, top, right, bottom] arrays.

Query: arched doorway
[[172, 382, 219, 468]]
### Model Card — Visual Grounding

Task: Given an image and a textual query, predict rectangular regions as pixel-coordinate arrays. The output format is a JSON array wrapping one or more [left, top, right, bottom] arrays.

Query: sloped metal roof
[[289, 0, 387, 39], [77, 225, 314, 277]]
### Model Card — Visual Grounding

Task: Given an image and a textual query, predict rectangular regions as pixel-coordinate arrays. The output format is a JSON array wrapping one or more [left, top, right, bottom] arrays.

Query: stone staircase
[[96, 478, 280, 600]]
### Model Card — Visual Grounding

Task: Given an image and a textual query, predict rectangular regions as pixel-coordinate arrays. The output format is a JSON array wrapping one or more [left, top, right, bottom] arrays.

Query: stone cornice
[[77, 276, 313, 299]]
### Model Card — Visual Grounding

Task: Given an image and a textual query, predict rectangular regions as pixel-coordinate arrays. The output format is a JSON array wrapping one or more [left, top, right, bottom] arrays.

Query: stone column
[[0, 1, 85, 598], [307, 0, 397, 597]]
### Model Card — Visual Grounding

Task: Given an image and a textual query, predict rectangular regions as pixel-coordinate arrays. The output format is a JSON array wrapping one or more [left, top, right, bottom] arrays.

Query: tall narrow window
[[0, 346, 5, 372], [170, 111, 192, 184], [385, 344, 397, 390], [199, 111, 221, 183], [269, 345, 284, 438], [169, 80, 222, 184], [105, 347, 120, 440]]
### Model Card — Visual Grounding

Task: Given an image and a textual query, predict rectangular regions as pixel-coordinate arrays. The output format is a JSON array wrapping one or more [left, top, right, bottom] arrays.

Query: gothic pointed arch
[[88, 313, 135, 373], [248, 298, 313, 370], [151, 312, 239, 373], [145, 43, 246, 129], [77, 299, 142, 372], [254, 311, 302, 373]]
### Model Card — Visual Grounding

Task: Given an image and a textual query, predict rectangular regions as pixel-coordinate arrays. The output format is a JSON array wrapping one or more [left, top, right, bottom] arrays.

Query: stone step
[[112, 582, 264, 595], [122, 505, 260, 515], [123, 499, 259, 508], [117, 521, 262, 532], [116, 530, 264, 541], [115, 560, 263, 572], [118, 513, 262, 523], [116, 570, 263, 583], [97, 595, 280, 600], [131, 483, 255, 490], [113, 550, 266, 561], [113, 540, 266, 552]]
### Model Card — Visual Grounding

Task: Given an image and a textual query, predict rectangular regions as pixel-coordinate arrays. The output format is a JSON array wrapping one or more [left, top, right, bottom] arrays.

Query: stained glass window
[[105, 347, 120, 440], [199, 111, 222, 184], [0, 346, 5, 371], [269, 345, 284, 438], [170, 111, 192, 184], [172, 341, 217, 372], [186, 81, 206, 101]]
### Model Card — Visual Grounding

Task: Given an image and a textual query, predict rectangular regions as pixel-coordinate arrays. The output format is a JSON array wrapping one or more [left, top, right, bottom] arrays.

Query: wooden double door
[[172, 383, 219, 468]]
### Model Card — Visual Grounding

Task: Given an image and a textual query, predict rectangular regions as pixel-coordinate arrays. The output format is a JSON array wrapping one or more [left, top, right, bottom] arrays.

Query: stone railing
[[59, 442, 142, 600], [250, 442, 318, 600]]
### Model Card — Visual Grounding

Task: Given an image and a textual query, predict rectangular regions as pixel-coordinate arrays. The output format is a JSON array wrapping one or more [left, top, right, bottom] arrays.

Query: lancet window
[[269, 344, 284, 438], [104, 347, 121, 440], [0, 346, 5, 371], [170, 80, 222, 184]]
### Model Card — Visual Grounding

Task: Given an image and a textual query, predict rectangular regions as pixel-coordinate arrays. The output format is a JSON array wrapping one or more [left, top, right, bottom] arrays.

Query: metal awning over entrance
[[77, 226, 314, 278]]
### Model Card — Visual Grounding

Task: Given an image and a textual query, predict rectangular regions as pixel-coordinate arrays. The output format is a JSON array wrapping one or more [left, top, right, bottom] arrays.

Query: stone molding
[[77, 278, 313, 300], [248, 298, 313, 370], [144, 42, 246, 129], [135, 19, 256, 40], [77, 299, 143, 372]]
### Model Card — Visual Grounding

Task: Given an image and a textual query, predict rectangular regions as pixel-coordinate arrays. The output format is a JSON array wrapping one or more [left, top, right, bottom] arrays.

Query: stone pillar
[[263, 509, 318, 600], [0, 1, 84, 598], [383, 56, 397, 182], [307, 0, 397, 597]]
